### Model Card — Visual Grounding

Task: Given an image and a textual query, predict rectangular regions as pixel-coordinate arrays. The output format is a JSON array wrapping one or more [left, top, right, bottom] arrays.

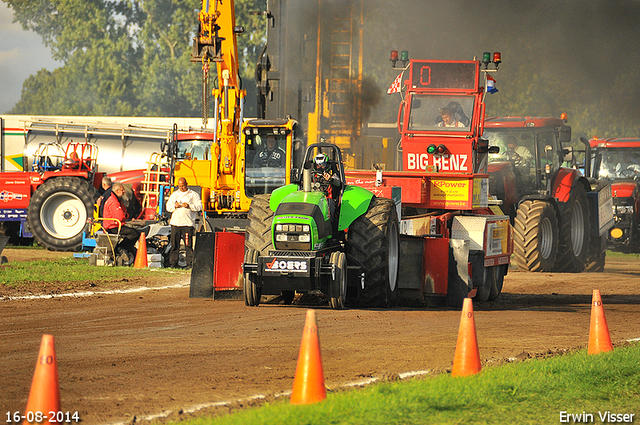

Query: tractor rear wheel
[[243, 249, 261, 306], [513, 200, 558, 272], [347, 198, 399, 308], [328, 251, 347, 310], [554, 183, 590, 272], [245, 195, 274, 255], [27, 177, 98, 251]]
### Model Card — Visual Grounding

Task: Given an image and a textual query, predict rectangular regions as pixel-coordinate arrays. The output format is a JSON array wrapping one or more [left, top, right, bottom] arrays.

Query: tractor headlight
[[614, 205, 634, 214], [273, 222, 312, 250]]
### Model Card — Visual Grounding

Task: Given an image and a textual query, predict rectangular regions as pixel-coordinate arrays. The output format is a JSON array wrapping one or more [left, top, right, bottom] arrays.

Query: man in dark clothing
[[252, 135, 286, 168], [97, 176, 112, 219]]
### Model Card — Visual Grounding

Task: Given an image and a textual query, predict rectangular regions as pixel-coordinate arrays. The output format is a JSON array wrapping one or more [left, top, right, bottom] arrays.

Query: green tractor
[[243, 142, 399, 309]]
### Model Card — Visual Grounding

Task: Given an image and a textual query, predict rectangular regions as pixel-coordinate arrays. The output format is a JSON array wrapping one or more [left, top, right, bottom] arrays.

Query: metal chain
[[202, 59, 210, 127]]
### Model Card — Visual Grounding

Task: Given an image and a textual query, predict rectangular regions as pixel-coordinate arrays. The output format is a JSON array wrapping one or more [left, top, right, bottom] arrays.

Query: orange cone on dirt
[[451, 298, 482, 377], [23, 335, 61, 425], [133, 232, 148, 268], [290, 309, 327, 404], [588, 289, 613, 354]]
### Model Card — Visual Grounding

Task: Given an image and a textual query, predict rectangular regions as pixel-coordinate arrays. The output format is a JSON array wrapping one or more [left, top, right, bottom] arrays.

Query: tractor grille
[[269, 250, 314, 258]]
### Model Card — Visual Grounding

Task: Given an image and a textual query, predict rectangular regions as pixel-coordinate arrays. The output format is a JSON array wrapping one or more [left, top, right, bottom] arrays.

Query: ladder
[[140, 152, 170, 220]]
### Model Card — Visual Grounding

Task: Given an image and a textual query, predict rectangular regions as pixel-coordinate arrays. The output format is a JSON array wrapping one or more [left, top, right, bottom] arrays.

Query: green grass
[[0, 257, 183, 287], [183, 343, 640, 425], [606, 250, 640, 259]]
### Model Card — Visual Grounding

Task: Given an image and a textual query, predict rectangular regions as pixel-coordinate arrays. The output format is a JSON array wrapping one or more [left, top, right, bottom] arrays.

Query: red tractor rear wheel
[[513, 200, 559, 272], [554, 183, 590, 272]]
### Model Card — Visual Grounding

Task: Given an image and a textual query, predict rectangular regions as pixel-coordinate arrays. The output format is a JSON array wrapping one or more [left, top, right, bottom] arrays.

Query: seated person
[[506, 135, 533, 167], [615, 154, 640, 176], [312, 153, 342, 223], [102, 182, 141, 262], [252, 135, 286, 168], [437, 106, 466, 128]]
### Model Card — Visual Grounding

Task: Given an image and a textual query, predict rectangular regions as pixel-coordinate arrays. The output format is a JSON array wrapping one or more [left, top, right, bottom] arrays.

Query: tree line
[[6, 0, 640, 142]]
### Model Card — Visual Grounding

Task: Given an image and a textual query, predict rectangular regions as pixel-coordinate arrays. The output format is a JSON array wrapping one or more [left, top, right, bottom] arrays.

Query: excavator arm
[[187, 0, 246, 210]]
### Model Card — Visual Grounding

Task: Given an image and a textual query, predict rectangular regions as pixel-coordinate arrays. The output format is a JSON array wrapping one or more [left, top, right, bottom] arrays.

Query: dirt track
[[1, 249, 640, 424]]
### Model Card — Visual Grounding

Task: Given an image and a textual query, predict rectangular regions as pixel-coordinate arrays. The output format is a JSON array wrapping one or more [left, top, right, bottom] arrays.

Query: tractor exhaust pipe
[[303, 167, 312, 192]]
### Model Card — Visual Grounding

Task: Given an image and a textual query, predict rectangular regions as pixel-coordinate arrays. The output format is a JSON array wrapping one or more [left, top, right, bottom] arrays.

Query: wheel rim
[[388, 219, 399, 291], [39, 192, 86, 239], [571, 201, 585, 256], [539, 216, 554, 259]]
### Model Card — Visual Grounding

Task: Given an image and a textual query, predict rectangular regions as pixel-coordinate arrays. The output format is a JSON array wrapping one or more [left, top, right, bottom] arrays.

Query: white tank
[[1, 115, 208, 173]]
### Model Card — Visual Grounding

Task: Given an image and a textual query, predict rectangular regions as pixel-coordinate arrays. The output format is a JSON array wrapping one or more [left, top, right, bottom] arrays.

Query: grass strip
[[0, 257, 179, 287], [182, 343, 639, 425]]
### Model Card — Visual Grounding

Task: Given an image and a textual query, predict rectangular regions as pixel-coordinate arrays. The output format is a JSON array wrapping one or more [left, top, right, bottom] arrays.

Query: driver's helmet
[[313, 153, 329, 172]]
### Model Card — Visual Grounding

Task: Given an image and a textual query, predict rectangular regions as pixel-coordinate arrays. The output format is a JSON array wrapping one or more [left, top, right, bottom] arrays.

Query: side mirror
[[290, 168, 301, 184], [558, 125, 571, 143], [488, 146, 500, 154], [563, 147, 574, 163]]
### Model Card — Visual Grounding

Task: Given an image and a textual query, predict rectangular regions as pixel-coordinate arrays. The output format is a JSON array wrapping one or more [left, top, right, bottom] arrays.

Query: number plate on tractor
[[261, 256, 311, 277]]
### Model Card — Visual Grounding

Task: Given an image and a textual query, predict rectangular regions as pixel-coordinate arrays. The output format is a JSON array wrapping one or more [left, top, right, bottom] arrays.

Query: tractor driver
[[252, 135, 286, 168], [312, 153, 342, 224], [506, 135, 533, 167]]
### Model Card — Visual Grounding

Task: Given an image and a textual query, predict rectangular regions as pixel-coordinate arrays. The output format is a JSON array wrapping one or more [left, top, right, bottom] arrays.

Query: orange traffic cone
[[133, 232, 148, 268], [451, 298, 482, 377], [588, 289, 613, 354], [290, 309, 327, 404], [23, 335, 61, 425]]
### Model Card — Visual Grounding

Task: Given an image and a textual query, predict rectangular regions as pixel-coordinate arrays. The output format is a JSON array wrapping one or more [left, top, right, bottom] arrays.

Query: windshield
[[596, 148, 640, 180], [485, 129, 536, 168], [245, 133, 288, 196], [176, 139, 211, 160], [407, 95, 474, 132]]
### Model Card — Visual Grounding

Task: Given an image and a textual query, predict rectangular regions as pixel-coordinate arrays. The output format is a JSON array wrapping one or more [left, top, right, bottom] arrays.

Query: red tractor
[[583, 137, 640, 255], [485, 116, 612, 272]]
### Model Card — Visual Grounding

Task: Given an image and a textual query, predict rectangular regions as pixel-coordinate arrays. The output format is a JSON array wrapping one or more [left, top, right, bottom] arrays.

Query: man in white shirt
[[166, 177, 202, 268]]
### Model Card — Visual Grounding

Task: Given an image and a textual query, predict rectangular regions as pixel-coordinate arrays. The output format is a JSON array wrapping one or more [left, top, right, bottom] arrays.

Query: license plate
[[262, 257, 311, 276]]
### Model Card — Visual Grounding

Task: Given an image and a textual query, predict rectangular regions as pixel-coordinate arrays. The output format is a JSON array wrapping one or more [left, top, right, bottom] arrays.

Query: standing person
[[97, 176, 113, 218], [103, 182, 141, 262], [166, 177, 202, 269]]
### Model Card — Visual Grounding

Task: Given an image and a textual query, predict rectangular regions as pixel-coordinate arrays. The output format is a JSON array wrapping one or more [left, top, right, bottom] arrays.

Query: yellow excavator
[[167, 0, 305, 297]]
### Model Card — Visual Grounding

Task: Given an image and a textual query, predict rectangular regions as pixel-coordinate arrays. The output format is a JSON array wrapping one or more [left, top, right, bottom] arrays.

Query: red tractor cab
[[585, 137, 640, 253]]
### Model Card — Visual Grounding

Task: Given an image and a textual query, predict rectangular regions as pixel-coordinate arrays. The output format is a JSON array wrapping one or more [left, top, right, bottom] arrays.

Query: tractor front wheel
[[243, 249, 261, 306], [488, 264, 508, 301], [328, 251, 347, 310]]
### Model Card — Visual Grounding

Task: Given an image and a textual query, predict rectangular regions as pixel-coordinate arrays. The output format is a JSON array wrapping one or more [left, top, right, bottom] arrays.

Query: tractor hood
[[611, 181, 638, 198], [487, 161, 510, 173]]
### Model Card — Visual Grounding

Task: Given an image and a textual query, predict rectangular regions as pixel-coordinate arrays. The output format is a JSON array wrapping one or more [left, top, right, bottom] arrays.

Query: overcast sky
[[0, 3, 61, 114]]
